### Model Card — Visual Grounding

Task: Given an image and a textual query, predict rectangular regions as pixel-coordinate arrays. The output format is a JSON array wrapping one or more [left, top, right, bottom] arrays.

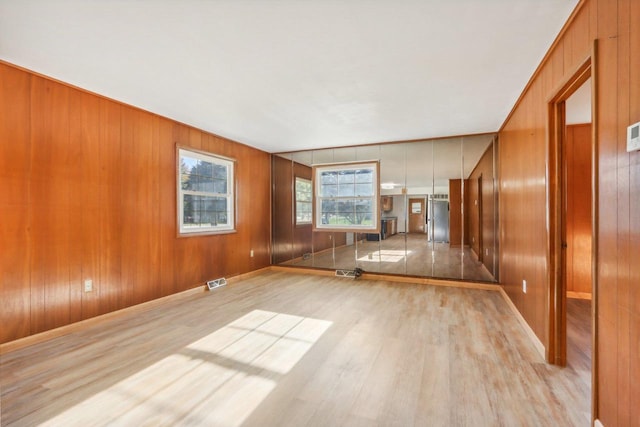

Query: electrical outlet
[[84, 279, 93, 292], [250, 249, 254, 257], [522, 279, 527, 294]]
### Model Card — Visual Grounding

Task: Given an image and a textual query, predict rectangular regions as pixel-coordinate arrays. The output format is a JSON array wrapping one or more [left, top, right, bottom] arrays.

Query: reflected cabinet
[[272, 134, 499, 282]]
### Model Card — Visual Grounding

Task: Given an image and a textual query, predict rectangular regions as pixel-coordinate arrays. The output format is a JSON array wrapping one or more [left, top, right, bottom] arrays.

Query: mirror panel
[[272, 134, 498, 282]]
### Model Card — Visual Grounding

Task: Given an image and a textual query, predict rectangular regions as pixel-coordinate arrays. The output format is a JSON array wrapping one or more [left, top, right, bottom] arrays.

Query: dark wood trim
[[589, 39, 599, 426], [546, 51, 595, 404]]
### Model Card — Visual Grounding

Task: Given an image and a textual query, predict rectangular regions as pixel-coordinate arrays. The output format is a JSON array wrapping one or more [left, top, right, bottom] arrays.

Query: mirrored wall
[[272, 134, 499, 282]]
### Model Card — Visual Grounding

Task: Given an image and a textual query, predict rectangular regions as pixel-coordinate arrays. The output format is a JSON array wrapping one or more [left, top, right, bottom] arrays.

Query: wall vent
[[335, 268, 363, 279], [429, 194, 449, 200], [207, 278, 227, 290]]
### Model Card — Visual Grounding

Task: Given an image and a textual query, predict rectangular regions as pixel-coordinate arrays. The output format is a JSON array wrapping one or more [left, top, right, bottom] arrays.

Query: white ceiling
[[0, 0, 578, 153]]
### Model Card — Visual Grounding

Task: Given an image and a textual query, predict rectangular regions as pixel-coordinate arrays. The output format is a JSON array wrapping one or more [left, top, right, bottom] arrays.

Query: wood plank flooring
[[1, 271, 590, 426], [282, 234, 496, 282]]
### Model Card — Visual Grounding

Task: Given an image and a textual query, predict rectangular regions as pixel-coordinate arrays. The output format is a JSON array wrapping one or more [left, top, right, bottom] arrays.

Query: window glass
[[313, 162, 379, 232], [178, 148, 235, 234]]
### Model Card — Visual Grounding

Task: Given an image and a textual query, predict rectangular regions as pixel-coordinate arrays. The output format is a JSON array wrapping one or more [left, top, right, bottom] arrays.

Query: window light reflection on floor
[[42, 310, 332, 427], [357, 250, 411, 263]]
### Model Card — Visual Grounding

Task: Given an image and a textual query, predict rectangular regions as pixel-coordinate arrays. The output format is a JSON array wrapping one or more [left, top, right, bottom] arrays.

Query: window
[[313, 161, 380, 232], [178, 148, 235, 234], [295, 177, 312, 225]]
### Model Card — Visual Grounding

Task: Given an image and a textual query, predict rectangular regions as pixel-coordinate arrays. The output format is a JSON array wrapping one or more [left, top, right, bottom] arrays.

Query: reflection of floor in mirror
[[282, 234, 495, 282]]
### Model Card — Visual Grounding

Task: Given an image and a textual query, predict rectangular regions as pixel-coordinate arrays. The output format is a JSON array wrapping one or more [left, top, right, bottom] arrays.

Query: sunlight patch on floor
[[357, 249, 411, 263], [42, 310, 332, 427]]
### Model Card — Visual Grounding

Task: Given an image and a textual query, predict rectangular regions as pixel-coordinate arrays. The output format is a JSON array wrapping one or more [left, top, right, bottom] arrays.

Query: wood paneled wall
[[565, 124, 593, 294], [0, 62, 271, 344], [271, 157, 345, 264], [498, 0, 639, 424], [467, 144, 497, 276]]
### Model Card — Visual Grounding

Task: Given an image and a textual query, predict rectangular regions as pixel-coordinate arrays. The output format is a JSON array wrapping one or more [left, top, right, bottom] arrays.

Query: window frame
[[294, 176, 313, 226], [177, 146, 236, 236], [312, 161, 380, 233]]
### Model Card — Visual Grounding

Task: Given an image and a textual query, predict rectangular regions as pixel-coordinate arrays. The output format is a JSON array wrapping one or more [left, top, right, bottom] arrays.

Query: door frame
[[546, 41, 598, 421]]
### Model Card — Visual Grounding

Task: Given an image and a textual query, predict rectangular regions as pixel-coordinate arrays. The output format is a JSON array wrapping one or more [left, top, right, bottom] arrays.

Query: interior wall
[[467, 144, 496, 275], [271, 157, 339, 264], [0, 62, 272, 344], [498, 0, 639, 424], [565, 123, 593, 295]]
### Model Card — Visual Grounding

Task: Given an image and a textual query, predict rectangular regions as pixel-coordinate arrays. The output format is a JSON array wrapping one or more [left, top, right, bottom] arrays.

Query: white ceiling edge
[[0, 0, 579, 153]]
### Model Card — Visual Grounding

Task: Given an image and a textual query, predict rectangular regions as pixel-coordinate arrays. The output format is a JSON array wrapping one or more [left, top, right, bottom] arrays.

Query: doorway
[[408, 197, 426, 234], [547, 50, 597, 417]]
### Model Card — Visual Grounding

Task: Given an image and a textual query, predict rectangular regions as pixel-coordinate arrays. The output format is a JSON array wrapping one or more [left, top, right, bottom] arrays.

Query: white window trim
[[312, 161, 380, 233], [177, 147, 235, 235], [295, 176, 313, 226]]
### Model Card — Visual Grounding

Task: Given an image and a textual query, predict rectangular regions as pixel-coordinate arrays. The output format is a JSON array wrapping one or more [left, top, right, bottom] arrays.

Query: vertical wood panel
[[98, 99, 122, 314], [30, 76, 72, 333], [158, 117, 176, 297], [272, 155, 294, 264], [615, 0, 631, 423], [69, 90, 101, 321], [0, 63, 31, 343], [596, 0, 619, 421]]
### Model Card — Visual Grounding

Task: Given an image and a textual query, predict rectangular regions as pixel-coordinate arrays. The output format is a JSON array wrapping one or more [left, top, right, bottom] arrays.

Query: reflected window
[[313, 162, 380, 232], [295, 177, 312, 225], [178, 147, 235, 234]]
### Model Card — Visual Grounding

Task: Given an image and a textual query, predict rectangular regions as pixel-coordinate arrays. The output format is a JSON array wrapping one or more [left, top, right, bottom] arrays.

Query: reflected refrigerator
[[428, 199, 449, 243]]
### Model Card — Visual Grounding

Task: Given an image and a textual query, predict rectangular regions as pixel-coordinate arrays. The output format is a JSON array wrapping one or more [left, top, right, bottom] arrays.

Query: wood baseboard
[[270, 265, 501, 291], [0, 267, 272, 355], [498, 287, 546, 361], [567, 291, 592, 300]]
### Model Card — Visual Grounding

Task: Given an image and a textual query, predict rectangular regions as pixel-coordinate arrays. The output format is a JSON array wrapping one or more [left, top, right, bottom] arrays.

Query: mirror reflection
[[272, 134, 498, 282]]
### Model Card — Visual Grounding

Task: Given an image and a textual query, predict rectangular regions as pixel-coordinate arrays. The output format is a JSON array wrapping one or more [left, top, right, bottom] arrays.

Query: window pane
[[213, 179, 227, 194], [321, 171, 337, 185], [338, 184, 355, 197], [321, 184, 338, 197], [321, 199, 336, 213], [314, 162, 378, 231], [355, 182, 373, 196], [178, 148, 234, 234], [183, 194, 196, 225], [213, 164, 227, 179], [355, 169, 373, 183], [338, 170, 355, 185]]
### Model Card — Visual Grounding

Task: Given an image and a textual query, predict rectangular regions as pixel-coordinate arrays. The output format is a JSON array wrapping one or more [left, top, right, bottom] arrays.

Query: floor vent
[[335, 268, 363, 279], [207, 278, 227, 290]]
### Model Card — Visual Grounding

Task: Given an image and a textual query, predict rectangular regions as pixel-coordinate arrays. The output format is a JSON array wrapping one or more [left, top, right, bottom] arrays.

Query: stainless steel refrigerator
[[428, 199, 450, 243]]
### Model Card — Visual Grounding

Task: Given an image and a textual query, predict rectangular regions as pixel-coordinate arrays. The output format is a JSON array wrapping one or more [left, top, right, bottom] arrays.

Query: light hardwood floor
[[282, 234, 496, 282], [1, 271, 590, 426]]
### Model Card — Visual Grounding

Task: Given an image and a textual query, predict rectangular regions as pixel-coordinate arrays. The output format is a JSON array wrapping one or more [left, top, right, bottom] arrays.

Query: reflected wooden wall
[[498, 0, 639, 424], [565, 124, 592, 295], [467, 144, 496, 276], [271, 157, 345, 264], [0, 62, 271, 344]]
